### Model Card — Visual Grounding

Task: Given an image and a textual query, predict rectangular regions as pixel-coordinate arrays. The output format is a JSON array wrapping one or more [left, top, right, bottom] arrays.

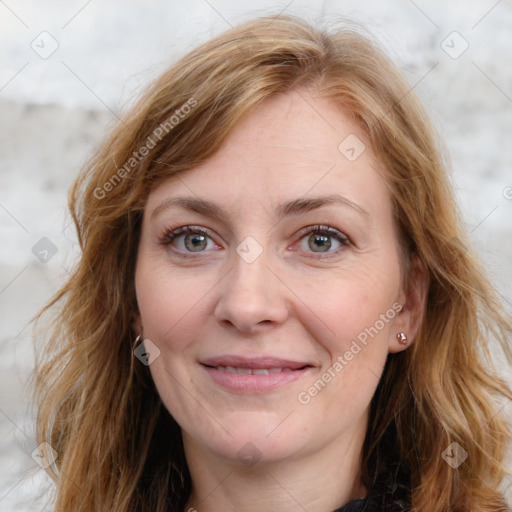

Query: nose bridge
[[213, 235, 289, 332], [233, 238, 270, 294]]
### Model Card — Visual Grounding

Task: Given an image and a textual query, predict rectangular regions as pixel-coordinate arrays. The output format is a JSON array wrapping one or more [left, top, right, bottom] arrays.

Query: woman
[[34, 14, 512, 512]]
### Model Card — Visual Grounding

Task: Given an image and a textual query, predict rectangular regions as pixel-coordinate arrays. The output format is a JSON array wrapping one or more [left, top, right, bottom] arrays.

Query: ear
[[132, 312, 143, 339], [388, 254, 429, 353]]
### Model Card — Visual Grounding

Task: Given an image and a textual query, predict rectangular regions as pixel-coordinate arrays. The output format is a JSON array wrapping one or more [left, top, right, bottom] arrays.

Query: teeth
[[252, 368, 269, 375], [214, 366, 295, 375]]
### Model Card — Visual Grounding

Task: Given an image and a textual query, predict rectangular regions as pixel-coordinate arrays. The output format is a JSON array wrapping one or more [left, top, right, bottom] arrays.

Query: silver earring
[[397, 332, 407, 345]]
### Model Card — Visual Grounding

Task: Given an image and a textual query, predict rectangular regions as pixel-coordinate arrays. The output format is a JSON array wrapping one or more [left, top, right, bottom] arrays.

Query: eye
[[159, 224, 350, 259], [294, 225, 350, 257], [159, 226, 218, 255]]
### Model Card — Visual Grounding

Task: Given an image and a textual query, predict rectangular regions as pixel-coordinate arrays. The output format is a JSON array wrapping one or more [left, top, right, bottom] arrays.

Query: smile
[[200, 357, 314, 393], [212, 365, 300, 375]]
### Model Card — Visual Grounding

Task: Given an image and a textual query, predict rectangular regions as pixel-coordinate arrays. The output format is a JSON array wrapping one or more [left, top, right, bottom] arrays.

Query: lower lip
[[202, 365, 311, 393]]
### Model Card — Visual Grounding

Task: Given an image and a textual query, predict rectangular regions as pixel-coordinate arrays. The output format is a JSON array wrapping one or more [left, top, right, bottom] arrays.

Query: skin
[[134, 90, 427, 512]]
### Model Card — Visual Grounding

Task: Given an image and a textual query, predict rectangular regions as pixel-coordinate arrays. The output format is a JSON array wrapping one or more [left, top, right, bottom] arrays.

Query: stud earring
[[397, 332, 407, 345]]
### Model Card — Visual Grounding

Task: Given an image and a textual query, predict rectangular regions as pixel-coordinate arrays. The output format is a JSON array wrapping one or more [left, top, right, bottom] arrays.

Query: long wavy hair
[[33, 14, 512, 512]]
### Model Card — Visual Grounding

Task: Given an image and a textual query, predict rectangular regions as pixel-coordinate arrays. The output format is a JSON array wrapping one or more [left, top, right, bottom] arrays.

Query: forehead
[[145, 90, 391, 220]]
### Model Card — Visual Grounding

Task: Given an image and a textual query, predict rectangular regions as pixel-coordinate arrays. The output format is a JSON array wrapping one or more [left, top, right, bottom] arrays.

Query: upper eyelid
[[295, 224, 348, 240], [160, 225, 213, 243]]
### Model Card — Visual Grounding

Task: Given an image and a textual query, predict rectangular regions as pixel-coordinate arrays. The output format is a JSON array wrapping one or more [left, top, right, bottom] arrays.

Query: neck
[[183, 414, 369, 512]]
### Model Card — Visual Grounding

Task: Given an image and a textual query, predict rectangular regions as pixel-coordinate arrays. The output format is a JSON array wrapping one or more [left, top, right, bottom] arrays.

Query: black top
[[333, 461, 411, 512]]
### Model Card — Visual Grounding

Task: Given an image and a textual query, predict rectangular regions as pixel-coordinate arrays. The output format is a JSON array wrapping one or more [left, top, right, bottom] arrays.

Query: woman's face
[[135, 90, 415, 467]]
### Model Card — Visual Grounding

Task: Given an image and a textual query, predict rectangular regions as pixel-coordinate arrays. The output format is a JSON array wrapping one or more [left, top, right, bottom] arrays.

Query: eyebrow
[[150, 194, 370, 223]]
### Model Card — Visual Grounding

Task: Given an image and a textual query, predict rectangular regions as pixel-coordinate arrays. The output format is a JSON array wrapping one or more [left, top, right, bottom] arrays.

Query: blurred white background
[[1, 0, 511, 510]]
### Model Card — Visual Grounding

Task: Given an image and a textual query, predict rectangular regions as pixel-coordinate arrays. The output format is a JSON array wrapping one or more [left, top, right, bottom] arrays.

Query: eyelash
[[158, 224, 351, 259]]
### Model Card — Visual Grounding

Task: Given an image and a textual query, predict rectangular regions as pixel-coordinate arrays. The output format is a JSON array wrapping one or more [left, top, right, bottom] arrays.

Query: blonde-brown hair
[[33, 14, 512, 511]]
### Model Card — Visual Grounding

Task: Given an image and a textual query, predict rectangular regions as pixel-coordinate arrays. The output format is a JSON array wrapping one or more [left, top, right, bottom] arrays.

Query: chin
[[187, 416, 311, 467]]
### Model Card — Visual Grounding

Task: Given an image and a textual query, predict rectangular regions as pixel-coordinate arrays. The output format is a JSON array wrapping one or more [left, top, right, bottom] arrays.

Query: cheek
[[291, 267, 399, 431], [134, 256, 210, 350], [134, 257, 212, 429], [296, 259, 401, 358]]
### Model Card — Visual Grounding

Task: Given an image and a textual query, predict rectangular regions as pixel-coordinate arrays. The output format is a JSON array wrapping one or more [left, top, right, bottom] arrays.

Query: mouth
[[199, 357, 314, 393], [204, 364, 310, 375]]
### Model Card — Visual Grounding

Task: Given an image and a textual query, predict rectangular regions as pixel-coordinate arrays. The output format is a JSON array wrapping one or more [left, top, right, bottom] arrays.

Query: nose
[[213, 246, 290, 334]]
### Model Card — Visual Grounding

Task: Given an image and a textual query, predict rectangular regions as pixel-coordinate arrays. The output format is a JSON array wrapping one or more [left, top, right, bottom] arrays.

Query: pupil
[[309, 234, 331, 252]]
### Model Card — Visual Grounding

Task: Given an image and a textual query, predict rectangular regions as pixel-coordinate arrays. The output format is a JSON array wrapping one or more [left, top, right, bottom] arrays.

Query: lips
[[200, 356, 314, 393], [213, 365, 295, 375], [200, 356, 311, 371]]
